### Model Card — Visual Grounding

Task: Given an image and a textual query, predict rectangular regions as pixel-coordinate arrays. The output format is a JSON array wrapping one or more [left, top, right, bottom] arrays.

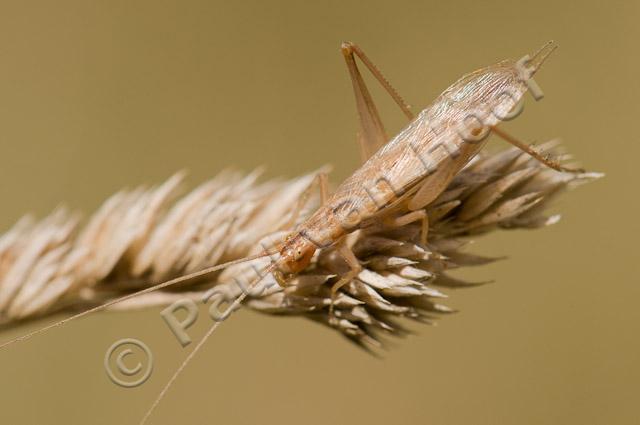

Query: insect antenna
[[139, 261, 280, 425], [0, 251, 278, 350]]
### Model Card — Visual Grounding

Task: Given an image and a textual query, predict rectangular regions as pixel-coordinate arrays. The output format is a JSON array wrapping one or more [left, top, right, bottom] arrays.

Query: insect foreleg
[[280, 171, 330, 231], [328, 239, 362, 324], [490, 126, 584, 173]]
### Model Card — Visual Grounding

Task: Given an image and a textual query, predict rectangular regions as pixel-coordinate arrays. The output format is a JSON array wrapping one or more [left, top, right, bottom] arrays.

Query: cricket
[[0, 40, 584, 424]]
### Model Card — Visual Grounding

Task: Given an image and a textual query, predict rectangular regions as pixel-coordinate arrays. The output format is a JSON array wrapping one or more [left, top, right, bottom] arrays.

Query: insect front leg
[[329, 239, 362, 324], [490, 126, 585, 173], [280, 171, 330, 231]]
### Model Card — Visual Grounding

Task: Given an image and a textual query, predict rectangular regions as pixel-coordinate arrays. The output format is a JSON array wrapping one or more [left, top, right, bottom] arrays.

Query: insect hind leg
[[490, 126, 584, 173], [341, 42, 414, 163]]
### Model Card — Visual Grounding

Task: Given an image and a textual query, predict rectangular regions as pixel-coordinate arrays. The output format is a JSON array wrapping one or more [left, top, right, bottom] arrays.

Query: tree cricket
[[272, 41, 578, 316], [0, 40, 585, 424]]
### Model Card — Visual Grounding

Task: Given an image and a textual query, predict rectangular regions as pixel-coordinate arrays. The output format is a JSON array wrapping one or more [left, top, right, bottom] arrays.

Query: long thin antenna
[[139, 262, 277, 425], [0, 252, 273, 350]]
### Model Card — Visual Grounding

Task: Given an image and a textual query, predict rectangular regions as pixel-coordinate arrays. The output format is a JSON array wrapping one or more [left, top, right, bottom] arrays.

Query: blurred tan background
[[0, 1, 637, 424]]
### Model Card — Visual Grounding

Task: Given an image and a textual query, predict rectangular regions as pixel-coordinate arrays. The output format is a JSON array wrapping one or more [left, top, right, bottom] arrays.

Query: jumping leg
[[341, 41, 414, 163], [491, 126, 584, 173]]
